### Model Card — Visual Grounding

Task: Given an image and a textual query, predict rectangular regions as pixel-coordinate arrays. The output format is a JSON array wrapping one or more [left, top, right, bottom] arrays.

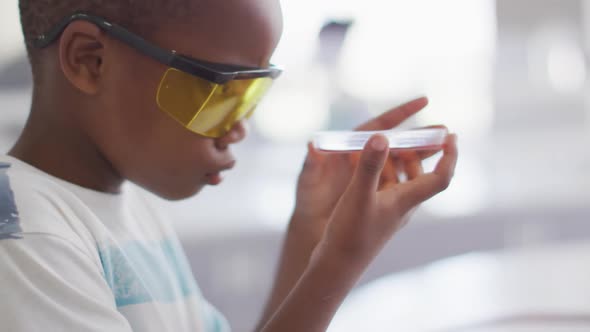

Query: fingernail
[[371, 135, 388, 151]]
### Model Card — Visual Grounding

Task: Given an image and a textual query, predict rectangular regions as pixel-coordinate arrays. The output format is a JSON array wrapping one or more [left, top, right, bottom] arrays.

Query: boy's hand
[[258, 97, 453, 329], [291, 97, 434, 241], [312, 133, 458, 265], [260, 132, 457, 332]]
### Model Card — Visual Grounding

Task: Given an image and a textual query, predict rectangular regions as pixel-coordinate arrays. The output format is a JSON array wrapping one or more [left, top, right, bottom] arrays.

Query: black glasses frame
[[32, 13, 283, 84]]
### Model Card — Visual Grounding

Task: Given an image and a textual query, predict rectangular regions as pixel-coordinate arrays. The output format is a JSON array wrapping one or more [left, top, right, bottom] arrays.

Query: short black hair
[[19, 0, 194, 63]]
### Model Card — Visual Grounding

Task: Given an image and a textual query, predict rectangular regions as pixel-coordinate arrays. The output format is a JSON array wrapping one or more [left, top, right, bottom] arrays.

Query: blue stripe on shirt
[[0, 162, 22, 240], [98, 239, 198, 307]]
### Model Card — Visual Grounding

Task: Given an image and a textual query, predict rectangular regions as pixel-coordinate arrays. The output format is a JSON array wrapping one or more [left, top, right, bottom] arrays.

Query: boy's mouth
[[206, 173, 224, 186], [205, 160, 236, 186]]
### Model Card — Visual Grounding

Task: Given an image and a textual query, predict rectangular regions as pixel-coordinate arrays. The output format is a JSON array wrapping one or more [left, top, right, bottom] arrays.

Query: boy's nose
[[214, 120, 249, 150]]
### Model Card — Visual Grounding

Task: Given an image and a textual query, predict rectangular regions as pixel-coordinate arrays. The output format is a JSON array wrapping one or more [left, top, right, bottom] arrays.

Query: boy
[[0, 0, 458, 331]]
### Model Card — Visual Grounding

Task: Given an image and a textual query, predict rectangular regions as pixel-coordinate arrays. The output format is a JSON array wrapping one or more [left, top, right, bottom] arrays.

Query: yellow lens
[[190, 76, 273, 137], [157, 68, 217, 126], [157, 68, 273, 138]]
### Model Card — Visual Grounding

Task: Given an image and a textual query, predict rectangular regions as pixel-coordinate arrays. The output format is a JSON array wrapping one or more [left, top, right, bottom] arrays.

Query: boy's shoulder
[[0, 155, 98, 247]]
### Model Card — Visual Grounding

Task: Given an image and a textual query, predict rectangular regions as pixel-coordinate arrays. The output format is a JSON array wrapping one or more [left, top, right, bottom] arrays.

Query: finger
[[298, 143, 322, 184], [350, 134, 390, 195], [348, 151, 362, 168], [433, 134, 458, 178], [399, 150, 424, 180], [391, 134, 458, 212], [379, 154, 400, 190], [356, 97, 429, 131], [417, 148, 442, 161], [304, 142, 325, 168]]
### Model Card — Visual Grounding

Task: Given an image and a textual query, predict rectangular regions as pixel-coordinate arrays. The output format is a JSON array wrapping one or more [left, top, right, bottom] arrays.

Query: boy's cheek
[[107, 136, 213, 198], [95, 64, 226, 197]]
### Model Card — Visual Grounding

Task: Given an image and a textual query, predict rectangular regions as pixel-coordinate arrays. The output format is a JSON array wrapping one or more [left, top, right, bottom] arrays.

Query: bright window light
[[338, 0, 497, 138], [547, 39, 587, 94], [253, 69, 331, 142], [422, 154, 490, 218], [528, 23, 587, 95], [0, 2, 25, 64]]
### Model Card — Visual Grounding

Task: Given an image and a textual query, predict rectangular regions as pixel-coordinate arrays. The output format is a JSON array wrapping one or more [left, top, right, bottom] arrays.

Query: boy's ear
[[58, 21, 105, 95]]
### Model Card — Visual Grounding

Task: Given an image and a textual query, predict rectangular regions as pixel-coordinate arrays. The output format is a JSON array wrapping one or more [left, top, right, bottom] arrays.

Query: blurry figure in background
[[314, 21, 370, 130], [0, 0, 457, 331], [316, 21, 353, 67], [315, 20, 372, 130]]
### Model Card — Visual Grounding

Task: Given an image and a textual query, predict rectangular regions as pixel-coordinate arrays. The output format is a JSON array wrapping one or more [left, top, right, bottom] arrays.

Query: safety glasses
[[33, 13, 282, 138]]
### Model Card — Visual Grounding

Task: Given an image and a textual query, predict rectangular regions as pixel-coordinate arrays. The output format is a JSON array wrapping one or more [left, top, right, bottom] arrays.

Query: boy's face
[[88, 0, 283, 200]]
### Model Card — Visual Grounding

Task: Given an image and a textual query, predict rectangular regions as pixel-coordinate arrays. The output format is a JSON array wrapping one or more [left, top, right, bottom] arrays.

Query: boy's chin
[[147, 183, 206, 201]]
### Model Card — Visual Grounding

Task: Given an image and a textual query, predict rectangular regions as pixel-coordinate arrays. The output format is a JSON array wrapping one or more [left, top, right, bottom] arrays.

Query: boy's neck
[[8, 106, 124, 194]]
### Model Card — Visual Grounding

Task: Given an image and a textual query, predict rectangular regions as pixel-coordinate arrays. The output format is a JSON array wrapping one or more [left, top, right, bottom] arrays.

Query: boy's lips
[[205, 160, 236, 185]]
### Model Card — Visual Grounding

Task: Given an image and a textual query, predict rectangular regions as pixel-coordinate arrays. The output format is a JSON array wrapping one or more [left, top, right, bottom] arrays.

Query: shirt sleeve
[[0, 233, 133, 332]]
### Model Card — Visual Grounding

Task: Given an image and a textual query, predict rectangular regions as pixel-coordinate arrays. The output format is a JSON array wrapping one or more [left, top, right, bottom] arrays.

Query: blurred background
[[1, 0, 590, 331]]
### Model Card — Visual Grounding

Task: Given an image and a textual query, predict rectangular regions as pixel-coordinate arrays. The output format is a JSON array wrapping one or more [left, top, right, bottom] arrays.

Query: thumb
[[298, 143, 323, 184], [351, 134, 390, 194]]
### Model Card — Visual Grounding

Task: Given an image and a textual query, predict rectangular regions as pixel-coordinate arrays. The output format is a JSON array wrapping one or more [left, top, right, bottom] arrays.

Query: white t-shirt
[[0, 155, 230, 332]]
